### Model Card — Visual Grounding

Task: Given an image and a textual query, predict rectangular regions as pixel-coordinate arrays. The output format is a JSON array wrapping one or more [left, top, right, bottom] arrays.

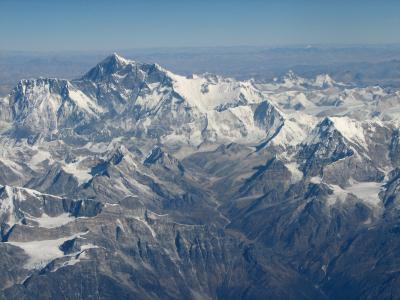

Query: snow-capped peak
[[280, 70, 307, 87], [101, 52, 132, 68], [82, 53, 135, 81], [110, 52, 131, 65], [284, 70, 299, 81], [303, 116, 368, 151], [314, 74, 335, 88]]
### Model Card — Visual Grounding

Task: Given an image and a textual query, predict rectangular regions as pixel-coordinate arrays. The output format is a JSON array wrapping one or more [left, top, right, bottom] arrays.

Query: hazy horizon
[[1, 0, 400, 51]]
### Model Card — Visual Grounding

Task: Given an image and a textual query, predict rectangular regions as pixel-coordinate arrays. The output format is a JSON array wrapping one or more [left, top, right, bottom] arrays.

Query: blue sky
[[1, 0, 400, 51]]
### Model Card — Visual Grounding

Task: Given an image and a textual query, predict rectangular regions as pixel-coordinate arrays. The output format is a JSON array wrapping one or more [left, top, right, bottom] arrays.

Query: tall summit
[[83, 53, 135, 81]]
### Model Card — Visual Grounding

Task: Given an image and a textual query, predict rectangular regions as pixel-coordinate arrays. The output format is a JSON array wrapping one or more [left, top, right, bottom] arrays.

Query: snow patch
[[310, 176, 322, 184], [285, 162, 303, 183], [327, 180, 383, 207], [68, 88, 104, 114], [6, 231, 89, 270], [25, 212, 75, 228], [30, 149, 52, 166], [62, 158, 92, 185]]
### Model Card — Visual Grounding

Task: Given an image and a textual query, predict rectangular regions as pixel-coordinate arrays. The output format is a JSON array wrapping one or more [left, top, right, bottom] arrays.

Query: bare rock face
[[1, 54, 400, 299]]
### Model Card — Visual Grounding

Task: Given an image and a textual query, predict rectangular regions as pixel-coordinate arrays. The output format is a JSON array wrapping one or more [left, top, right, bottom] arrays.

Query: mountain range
[[0, 54, 399, 299]]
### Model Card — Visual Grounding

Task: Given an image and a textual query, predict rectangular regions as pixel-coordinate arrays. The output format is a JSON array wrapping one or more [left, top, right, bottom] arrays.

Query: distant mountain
[[2, 46, 400, 97], [0, 54, 400, 299]]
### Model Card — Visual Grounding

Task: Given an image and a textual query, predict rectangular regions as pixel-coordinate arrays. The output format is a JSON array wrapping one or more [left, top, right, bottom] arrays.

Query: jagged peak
[[82, 53, 137, 81], [303, 116, 368, 151], [277, 70, 307, 86], [10, 78, 70, 101], [110, 52, 131, 63], [272, 71, 341, 89], [101, 53, 132, 68], [284, 70, 299, 80], [15, 78, 69, 90], [318, 116, 335, 130], [143, 146, 185, 174], [301, 117, 340, 146], [81, 53, 171, 82], [314, 74, 336, 87], [311, 117, 350, 137]]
